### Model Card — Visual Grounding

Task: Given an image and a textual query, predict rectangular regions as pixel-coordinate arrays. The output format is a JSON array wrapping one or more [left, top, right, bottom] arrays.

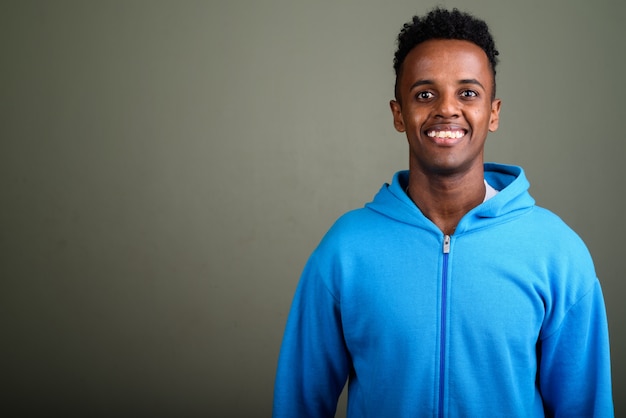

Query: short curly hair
[[393, 8, 499, 99]]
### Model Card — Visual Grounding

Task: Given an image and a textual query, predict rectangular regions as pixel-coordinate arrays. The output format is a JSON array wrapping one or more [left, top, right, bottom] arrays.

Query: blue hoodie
[[273, 163, 613, 417]]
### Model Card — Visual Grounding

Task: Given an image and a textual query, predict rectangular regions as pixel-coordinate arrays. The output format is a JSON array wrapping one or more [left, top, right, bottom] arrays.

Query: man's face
[[390, 39, 501, 177]]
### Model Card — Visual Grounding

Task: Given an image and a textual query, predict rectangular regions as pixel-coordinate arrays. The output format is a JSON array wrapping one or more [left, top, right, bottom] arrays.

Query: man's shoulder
[[324, 206, 388, 240], [515, 205, 595, 274], [315, 204, 416, 253], [525, 205, 586, 242]]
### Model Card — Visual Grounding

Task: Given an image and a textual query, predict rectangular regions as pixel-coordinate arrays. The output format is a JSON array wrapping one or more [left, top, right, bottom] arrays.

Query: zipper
[[439, 234, 451, 417]]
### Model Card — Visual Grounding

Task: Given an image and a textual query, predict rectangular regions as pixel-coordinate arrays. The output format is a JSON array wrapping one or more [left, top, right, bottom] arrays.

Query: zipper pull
[[443, 235, 451, 254]]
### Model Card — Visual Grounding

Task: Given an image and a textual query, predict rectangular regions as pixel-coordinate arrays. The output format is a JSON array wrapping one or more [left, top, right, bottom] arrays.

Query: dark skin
[[390, 39, 502, 235]]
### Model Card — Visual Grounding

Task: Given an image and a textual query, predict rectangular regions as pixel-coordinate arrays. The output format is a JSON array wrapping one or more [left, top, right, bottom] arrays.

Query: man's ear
[[389, 100, 405, 133], [489, 98, 502, 132]]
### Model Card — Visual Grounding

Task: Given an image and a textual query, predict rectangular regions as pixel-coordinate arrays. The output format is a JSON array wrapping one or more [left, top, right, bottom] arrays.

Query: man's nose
[[435, 94, 459, 118]]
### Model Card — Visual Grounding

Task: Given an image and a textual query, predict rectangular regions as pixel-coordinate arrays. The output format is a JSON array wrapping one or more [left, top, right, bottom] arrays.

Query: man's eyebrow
[[409, 79, 434, 90], [459, 79, 486, 90], [409, 79, 487, 91]]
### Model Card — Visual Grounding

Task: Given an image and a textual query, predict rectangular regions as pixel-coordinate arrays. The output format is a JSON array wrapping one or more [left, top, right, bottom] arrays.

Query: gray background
[[1, 1, 624, 417]]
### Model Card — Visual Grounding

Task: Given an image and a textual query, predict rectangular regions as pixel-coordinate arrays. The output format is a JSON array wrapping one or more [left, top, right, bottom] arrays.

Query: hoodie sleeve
[[539, 280, 614, 417], [272, 256, 350, 418]]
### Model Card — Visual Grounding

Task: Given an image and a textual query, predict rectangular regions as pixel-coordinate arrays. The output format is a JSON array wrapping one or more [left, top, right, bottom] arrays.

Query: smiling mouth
[[426, 130, 466, 139]]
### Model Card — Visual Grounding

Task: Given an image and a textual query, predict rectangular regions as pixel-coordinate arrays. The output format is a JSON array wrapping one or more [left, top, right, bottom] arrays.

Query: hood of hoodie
[[365, 163, 536, 235]]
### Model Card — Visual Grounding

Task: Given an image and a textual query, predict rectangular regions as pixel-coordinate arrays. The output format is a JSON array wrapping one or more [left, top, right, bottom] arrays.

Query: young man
[[273, 8, 613, 417]]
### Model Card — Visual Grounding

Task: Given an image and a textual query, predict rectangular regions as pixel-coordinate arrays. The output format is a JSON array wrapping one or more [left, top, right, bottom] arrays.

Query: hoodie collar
[[365, 163, 535, 235]]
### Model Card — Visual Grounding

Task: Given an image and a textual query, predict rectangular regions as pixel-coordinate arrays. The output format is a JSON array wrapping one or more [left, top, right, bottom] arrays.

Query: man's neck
[[407, 168, 486, 235]]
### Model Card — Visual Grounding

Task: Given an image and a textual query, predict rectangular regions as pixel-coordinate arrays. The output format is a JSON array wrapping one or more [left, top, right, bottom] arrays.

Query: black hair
[[393, 8, 499, 99]]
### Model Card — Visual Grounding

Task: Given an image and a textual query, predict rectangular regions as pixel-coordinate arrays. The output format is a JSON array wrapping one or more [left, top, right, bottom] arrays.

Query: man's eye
[[416, 91, 434, 100], [461, 90, 478, 97]]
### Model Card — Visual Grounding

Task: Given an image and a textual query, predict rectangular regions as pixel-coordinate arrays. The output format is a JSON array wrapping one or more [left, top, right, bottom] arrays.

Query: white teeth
[[427, 130, 465, 139]]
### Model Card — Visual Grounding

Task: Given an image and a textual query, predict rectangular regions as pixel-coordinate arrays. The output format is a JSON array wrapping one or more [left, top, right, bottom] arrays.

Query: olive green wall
[[1, 1, 624, 417]]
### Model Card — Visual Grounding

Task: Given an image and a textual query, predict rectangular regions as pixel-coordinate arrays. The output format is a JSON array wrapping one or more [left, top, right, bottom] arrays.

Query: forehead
[[399, 39, 493, 88]]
